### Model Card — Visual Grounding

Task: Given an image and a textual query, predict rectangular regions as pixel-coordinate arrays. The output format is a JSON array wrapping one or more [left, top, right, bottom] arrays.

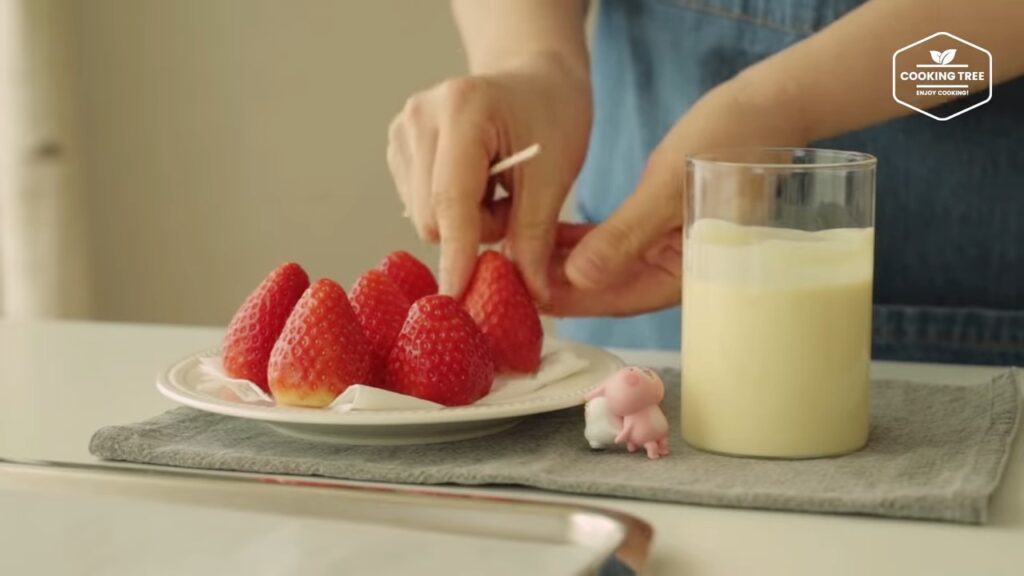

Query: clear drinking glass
[[682, 148, 877, 458]]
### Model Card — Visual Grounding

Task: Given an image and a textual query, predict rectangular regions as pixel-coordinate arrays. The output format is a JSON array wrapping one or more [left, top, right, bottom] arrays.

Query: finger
[[432, 118, 496, 297], [507, 173, 568, 304], [386, 117, 412, 212], [553, 227, 680, 279], [548, 277, 679, 317], [547, 260, 680, 316], [643, 228, 683, 278], [408, 122, 440, 242], [565, 154, 684, 290], [545, 235, 681, 317]]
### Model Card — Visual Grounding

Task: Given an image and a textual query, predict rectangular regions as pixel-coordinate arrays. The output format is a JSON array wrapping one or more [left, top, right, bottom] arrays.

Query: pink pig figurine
[[584, 367, 670, 459]]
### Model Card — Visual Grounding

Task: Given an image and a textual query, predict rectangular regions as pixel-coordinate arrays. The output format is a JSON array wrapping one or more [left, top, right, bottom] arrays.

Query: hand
[[547, 223, 682, 317], [549, 77, 809, 317], [386, 54, 591, 303]]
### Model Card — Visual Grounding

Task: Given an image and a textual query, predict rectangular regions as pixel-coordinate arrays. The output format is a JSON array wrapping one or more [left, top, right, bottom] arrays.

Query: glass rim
[[686, 147, 877, 170]]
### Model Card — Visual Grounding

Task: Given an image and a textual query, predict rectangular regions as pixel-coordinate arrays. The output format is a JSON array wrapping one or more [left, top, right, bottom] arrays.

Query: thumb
[[566, 154, 683, 290]]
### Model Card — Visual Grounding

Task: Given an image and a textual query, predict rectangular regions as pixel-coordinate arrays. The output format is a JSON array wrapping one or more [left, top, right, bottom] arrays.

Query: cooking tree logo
[[893, 32, 992, 121]]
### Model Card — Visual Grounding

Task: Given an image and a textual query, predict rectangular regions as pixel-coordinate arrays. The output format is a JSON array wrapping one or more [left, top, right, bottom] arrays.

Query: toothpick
[[489, 143, 541, 176], [402, 143, 542, 218]]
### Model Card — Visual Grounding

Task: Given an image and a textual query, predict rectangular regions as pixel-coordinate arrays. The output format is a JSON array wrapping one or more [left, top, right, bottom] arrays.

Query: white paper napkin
[[197, 341, 588, 412]]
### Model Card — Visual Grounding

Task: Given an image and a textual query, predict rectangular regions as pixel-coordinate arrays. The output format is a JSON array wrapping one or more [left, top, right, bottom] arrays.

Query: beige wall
[[71, 1, 462, 325], [1, 0, 92, 319]]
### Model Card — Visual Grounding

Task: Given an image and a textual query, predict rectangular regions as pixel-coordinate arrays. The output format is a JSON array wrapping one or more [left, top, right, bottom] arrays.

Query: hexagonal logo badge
[[892, 32, 992, 121]]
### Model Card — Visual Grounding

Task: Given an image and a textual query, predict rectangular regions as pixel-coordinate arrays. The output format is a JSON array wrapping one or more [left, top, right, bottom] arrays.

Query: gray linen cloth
[[90, 368, 1022, 524]]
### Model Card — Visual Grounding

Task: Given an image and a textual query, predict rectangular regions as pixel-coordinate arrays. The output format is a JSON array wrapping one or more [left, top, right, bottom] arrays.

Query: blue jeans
[[559, 0, 1024, 365]]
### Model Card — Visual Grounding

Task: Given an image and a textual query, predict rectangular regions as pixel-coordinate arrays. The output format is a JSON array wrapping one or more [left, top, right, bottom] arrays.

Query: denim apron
[[560, 0, 1024, 365]]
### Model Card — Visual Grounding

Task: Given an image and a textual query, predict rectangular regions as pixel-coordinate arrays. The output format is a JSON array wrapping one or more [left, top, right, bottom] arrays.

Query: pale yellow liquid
[[682, 219, 874, 458]]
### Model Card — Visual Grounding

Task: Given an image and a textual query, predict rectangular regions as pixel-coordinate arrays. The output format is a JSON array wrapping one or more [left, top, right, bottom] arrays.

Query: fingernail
[[644, 243, 683, 277], [667, 229, 683, 252]]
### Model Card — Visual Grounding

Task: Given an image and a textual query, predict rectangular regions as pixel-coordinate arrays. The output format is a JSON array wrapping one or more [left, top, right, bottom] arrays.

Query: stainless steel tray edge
[[0, 458, 652, 575]]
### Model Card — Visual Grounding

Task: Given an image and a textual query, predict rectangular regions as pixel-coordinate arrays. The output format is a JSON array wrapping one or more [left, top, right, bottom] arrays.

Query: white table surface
[[0, 319, 1020, 575]]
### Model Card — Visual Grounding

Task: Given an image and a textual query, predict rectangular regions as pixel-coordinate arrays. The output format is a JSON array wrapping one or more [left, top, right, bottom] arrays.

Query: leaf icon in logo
[[940, 49, 957, 65], [930, 50, 944, 64]]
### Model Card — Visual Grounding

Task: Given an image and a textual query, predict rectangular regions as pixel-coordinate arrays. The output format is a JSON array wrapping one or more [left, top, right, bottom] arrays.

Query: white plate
[[157, 339, 623, 445]]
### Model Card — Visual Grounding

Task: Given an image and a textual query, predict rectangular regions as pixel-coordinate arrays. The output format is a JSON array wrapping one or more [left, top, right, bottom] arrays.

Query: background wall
[[70, 0, 463, 325], [1, 0, 92, 319]]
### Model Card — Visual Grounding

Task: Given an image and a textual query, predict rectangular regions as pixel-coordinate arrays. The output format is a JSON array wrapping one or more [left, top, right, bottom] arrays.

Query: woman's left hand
[[546, 75, 808, 317]]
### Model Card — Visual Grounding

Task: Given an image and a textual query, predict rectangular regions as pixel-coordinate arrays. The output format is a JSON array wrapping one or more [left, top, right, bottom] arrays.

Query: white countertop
[[0, 319, 1021, 575]]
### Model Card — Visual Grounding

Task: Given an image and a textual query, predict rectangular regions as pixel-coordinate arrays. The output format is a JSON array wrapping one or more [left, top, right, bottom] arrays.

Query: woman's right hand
[[386, 53, 591, 303]]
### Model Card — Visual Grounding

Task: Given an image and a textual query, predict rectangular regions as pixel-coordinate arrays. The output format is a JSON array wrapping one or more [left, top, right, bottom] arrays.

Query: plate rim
[[156, 339, 623, 427]]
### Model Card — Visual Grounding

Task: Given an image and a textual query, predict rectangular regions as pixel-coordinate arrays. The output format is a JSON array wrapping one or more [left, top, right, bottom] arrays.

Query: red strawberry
[[222, 262, 310, 392], [386, 295, 494, 406], [351, 269, 411, 371], [461, 250, 543, 373], [376, 251, 437, 302], [268, 278, 377, 407]]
